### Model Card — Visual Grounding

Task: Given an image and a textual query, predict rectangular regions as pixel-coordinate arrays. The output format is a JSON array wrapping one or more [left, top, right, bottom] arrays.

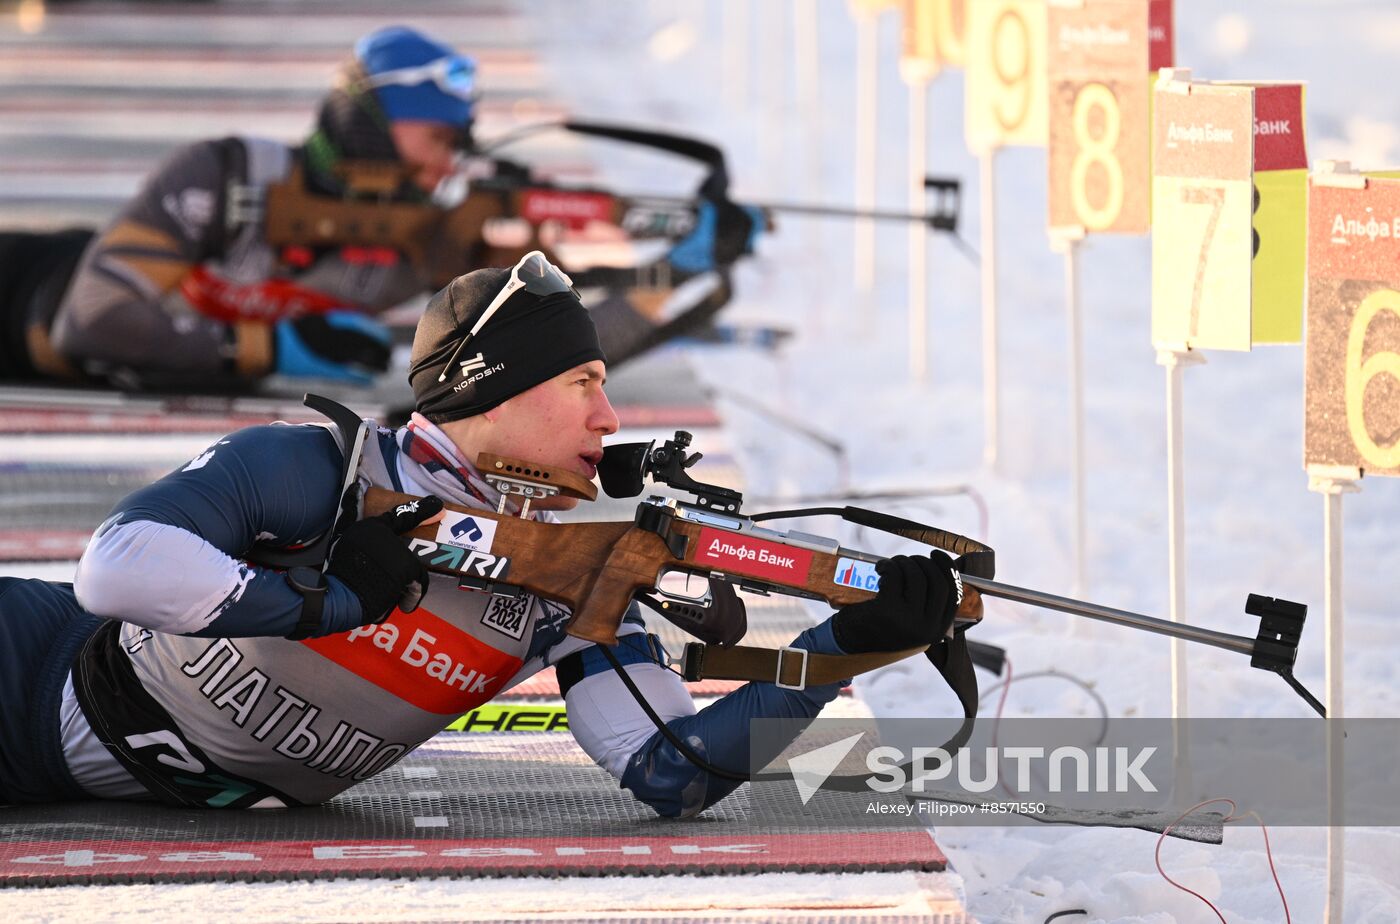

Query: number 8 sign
[[1046, 0, 1152, 234], [1306, 168, 1400, 476]]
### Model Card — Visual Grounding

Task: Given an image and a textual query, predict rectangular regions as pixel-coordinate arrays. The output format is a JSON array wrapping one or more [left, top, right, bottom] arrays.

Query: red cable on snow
[[1154, 798, 1291, 924], [989, 654, 1018, 798], [987, 664, 1290, 922]]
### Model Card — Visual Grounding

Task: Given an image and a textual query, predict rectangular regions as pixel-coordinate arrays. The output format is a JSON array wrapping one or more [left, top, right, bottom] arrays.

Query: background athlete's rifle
[[473, 120, 968, 253], [362, 430, 1324, 716], [263, 120, 752, 289], [263, 121, 969, 290]]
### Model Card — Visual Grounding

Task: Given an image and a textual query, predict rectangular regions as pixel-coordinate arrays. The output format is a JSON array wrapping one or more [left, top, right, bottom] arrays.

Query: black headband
[[408, 271, 605, 425]]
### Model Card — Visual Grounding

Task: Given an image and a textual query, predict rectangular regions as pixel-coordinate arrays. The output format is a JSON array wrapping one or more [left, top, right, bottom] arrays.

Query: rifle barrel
[[754, 200, 945, 225], [622, 193, 947, 226], [962, 575, 1256, 658]]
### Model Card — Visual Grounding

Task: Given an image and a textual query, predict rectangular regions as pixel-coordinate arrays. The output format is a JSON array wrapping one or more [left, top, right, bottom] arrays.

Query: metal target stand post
[[1156, 345, 1205, 729], [1307, 465, 1357, 924], [1048, 226, 1088, 600], [849, 0, 893, 314], [898, 3, 941, 385], [980, 147, 1001, 468], [1154, 343, 1206, 801]]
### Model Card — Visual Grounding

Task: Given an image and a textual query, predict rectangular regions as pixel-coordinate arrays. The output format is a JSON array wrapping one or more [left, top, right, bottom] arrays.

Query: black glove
[[328, 495, 444, 626], [831, 551, 962, 654], [711, 198, 761, 266]]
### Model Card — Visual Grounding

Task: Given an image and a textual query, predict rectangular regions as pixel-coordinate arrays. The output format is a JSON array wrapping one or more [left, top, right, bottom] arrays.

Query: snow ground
[[5, 1, 1399, 921]]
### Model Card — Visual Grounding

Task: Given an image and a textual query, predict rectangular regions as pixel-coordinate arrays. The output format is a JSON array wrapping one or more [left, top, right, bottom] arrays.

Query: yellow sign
[[966, 0, 1049, 151], [901, 0, 942, 83], [1046, 0, 1152, 234], [1305, 168, 1400, 476], [1242, 83, 1308, 344], [446, 703, 569, 733], [900, 0, 965, 83], [933, 0, 967, 67], [849, 0, 900, 16]]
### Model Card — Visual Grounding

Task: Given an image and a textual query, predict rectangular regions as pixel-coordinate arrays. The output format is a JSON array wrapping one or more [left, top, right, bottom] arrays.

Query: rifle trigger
[[680, 642, 705, 682]]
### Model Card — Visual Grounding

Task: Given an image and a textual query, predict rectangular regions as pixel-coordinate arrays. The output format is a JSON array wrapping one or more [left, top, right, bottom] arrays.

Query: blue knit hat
[[355, 26, 477, 128]]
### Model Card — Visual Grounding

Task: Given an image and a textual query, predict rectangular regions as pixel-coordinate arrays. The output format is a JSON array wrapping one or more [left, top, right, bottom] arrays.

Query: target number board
[[966, 0, 1049, 151], [1150, 75, 1307, 350], [1047, 0, 1154, 234], [1305, 170, 1400, 476], [901, 0, 966, 83]]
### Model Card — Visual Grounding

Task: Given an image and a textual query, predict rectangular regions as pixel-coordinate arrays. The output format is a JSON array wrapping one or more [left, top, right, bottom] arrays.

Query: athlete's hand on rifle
[[831, 551, 962, 654], [328, 496, 445, 626], [274, 311, 393, 385], [667, 198, 766, 274]]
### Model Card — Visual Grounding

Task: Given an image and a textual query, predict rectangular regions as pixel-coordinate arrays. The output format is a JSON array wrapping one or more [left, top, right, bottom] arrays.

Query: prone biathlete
[[0, 25, 762, 391], [0, 253, 961, 811]]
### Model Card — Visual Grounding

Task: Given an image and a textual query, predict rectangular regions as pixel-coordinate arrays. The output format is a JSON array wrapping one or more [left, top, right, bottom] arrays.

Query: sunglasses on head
[[366, 54, 479, 103], [436, 250, 575, 383]]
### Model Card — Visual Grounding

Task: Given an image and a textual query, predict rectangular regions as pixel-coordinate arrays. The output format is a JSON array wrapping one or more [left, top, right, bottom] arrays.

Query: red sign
[[1148, 0, 1174, 72], [518, 189, 616, 229], [302, 607, 521, 715], [180, 267, 343, 322], [1253, 84, 1307, 172], [694, 528, 813, 584]]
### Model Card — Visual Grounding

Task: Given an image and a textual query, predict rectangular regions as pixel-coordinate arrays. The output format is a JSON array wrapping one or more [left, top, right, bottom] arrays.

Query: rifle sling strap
[[680, 641, 929, 690]]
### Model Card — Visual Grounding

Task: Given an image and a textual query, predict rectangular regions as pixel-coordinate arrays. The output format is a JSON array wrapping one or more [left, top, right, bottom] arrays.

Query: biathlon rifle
[[361, 429, 1324, 717], [474, 120, 966, 249], [263, 120, 966, 289]]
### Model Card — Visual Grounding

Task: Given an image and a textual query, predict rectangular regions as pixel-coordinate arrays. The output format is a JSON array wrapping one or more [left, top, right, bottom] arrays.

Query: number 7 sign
[[1151, 76, 1254, 349], [1150, 71, 1307, 351]]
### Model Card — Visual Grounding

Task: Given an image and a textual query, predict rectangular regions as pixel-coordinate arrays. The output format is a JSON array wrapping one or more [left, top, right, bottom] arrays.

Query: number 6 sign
[[1306, 166, 1400, 475]]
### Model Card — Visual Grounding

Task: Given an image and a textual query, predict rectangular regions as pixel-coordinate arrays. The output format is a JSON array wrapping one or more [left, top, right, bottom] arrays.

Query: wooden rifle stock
[[364, 488, 982, 646], [262, 161, 648, 291]]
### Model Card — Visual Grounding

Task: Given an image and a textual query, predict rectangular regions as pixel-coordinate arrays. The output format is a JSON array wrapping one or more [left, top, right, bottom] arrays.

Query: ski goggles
[[436, 250, 576, 382], [365, 53, 479, 103]]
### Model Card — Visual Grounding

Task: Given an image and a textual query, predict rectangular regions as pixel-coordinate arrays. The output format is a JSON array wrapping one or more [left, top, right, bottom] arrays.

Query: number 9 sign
[[1305, 168, 1400, 476], [1046, 0, 1152, 234], [966, 0, 1048, 152]]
